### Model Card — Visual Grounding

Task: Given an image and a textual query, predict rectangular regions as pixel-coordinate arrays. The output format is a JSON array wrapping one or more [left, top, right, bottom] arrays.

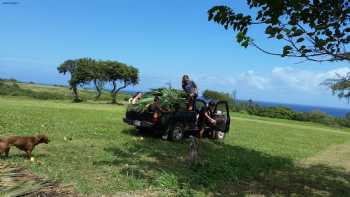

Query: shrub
[[203, 89, 236, 110], [256, 106, 297, 120], [238, 100, 346, 128]]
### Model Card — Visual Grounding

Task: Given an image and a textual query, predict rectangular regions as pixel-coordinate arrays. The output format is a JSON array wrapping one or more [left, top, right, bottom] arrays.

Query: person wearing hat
[[197, 101, 217, 138], [182, 75, 198, 111]]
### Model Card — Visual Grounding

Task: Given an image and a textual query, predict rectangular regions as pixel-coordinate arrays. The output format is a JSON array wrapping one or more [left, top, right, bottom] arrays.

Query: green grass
[[1, 96, 350, 196]]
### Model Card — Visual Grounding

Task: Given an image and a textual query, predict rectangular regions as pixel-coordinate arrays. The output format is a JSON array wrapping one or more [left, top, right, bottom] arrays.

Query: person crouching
[[197, 101, 216, 138], [148, 96, 167, 123]]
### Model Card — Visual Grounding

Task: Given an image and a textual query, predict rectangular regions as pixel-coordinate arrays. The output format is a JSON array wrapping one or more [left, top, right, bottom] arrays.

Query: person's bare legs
[[211, 131, 217, 139], [198, 128, 204, 138]]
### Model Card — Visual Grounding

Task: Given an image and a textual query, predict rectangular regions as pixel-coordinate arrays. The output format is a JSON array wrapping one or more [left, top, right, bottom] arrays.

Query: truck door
[[214, 101, 230, 133]]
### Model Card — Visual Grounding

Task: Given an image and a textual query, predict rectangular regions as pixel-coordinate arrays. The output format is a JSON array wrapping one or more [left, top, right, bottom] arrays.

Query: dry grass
[[301, 140, 350, 170]]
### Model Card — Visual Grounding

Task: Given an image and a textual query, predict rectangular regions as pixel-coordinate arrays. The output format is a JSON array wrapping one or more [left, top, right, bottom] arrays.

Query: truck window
[[216, 103, 228, 117]]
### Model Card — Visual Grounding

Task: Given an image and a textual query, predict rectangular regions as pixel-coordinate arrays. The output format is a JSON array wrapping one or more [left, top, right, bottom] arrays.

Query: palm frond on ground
[[0, 162, 76, 197]]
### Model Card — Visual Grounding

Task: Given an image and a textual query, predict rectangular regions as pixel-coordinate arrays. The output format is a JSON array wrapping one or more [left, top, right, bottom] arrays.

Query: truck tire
[[169, 123, 185, 141]]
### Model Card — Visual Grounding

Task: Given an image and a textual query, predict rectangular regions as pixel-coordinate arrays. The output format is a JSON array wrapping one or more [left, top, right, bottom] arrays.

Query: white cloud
[[238, 70, 270, 90], [134, 66, 350, 108], [138, 67, 350, 95], [270, 66, 350, 92]]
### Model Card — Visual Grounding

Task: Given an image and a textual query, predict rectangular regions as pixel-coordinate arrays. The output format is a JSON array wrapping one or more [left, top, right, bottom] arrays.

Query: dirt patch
[[300, 141, 350, 171], [0, 162, 77, 197]]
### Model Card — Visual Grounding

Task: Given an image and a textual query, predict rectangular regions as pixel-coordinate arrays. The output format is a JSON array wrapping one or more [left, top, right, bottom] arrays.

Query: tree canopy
[[57, 59, 82, 102], [208, 0, 350, 62], [57, 58, 139, 103], [104, 61, 139, 103]]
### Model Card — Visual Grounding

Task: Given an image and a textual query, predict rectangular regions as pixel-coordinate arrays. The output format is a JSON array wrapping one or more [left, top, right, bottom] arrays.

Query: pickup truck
[[123, 99, 231, 141]]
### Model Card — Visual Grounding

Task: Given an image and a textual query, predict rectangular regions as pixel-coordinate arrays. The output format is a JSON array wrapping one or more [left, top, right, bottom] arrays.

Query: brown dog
[[0, 139, 10, 157], [6, 135, 49, 158]]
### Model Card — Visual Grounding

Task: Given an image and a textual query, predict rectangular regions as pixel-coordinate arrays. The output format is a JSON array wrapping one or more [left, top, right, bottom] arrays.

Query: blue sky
[[0, 0, 350, 108]]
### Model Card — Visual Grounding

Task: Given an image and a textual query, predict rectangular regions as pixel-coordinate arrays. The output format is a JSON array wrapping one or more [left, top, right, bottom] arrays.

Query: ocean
[[256, 101, 350, 118]]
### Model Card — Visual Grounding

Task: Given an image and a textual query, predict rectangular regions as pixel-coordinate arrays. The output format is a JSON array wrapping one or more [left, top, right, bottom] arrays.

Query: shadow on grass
[[95, 128, 350, 196], [121, 127, 162, 138]]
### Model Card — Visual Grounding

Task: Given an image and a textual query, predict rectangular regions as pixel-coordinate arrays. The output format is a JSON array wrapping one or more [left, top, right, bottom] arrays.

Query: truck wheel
[[169, 123, 185, 141]]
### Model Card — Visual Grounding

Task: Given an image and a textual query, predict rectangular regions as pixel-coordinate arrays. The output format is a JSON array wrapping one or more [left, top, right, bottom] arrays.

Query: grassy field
[[0, 80, 130, 102], [1, 96, 350, 196]]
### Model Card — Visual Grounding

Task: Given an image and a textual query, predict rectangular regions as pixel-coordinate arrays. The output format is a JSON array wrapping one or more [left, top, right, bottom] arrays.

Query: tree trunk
[[71, 85, 81, 102], [94, 79, 102, 100], [110, 81, 127, 104], [111, 81, 117, 104]]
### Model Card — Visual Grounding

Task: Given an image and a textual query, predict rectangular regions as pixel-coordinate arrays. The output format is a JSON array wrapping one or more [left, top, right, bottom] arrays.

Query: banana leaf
[[128, 88, 187, 112]]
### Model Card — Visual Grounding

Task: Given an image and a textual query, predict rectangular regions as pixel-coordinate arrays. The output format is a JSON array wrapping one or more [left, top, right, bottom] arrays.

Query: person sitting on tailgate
[[128, 92, 143, 104], [181, 75, 198, 111], [197, 101, 216, 138]]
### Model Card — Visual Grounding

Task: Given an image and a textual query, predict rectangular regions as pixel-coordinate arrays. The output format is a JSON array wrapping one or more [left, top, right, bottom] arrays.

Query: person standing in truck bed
[[182, 75, 198, 111]]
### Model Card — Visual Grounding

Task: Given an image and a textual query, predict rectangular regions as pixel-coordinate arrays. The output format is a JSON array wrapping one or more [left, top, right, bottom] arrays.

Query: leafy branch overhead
[[323, 73, 350, 101], [208, 0, 350, 62]]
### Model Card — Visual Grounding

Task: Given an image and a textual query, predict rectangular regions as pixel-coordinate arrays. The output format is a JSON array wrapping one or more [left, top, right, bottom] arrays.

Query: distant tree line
[[57, 58, 139, 103], [203, 89, 350, 128]]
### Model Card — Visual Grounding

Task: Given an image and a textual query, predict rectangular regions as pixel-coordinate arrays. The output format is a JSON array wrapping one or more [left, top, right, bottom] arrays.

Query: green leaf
[[296, 37, 304, 43], [282, 45, 293, 57], [276, 34, 284, 39]]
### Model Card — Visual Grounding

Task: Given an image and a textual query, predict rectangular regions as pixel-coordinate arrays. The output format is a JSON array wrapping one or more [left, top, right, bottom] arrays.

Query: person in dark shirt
[[148, 96, 167, 122], [182, 75, 198, 111], [197, 101, 217, 138]]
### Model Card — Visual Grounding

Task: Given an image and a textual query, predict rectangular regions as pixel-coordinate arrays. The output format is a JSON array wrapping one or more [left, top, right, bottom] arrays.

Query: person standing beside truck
[[182, 75, 198, 111]]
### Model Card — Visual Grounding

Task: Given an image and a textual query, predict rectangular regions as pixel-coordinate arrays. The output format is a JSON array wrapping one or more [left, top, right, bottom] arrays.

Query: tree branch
[[251, 41, 329, 62]]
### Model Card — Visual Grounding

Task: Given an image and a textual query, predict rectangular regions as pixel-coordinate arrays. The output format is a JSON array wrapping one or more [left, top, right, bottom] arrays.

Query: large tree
[[208, 1, 350, 62], [58, 58, 138, 103], [105, 61, 139, 104], [57, 59, 80, 101], [208, 0, 350, 100], [92, 60, 108, 100], [58, 58, 95, 102]]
